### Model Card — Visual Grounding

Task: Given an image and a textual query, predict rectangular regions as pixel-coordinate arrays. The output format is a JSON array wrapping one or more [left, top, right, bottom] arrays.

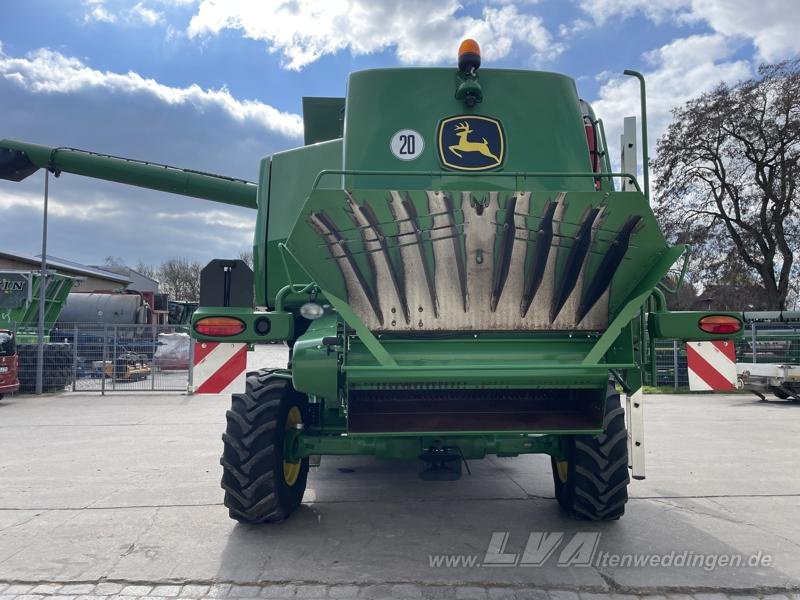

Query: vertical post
[[672, 339, 679, 391], [101, 325, 107, 396], [72, 324, 78, 392], [151, 326, 156, 391], [112, 325, 117, 391], [35, 170, 50, 395], [187, 338, 195, 394], [751, 322, 757, 364]]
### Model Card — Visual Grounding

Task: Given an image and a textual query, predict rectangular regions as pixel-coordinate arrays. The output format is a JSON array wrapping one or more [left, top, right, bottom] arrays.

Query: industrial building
[[0, 250, 133, 292]]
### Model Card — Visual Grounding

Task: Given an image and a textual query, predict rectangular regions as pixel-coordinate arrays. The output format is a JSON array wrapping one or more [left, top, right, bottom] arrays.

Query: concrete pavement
[[0, 366, 798, 597]]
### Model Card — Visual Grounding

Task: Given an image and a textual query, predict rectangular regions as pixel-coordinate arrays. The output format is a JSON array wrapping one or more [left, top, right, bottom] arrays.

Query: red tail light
[[194, 316, 245, 337], [698, 315, 742, 335]]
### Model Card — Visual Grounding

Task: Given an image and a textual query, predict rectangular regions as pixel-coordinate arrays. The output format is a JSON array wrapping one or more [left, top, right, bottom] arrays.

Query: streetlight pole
[[35, 169, 49, 395]]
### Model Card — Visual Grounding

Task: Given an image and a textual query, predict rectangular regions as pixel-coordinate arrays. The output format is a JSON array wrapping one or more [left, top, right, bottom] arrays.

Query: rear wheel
[[552, 390, 629, 520], [220, 369, 309, 523]]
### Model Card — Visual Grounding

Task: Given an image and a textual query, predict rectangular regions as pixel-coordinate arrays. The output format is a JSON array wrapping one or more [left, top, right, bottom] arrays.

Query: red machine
[[0, 329, 20, 399]]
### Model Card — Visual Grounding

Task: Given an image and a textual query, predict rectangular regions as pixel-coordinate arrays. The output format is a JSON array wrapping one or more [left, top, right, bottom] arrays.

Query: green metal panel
[[302, 97, 345, 145], [0, 271, 76, 332], [343, 337, 616, 388], [292, 431, 564, 461], [264, 139, 342, 306], [254, 157, 271, 306], [343, 68, 593, 191], [291, 313, 339, 399]]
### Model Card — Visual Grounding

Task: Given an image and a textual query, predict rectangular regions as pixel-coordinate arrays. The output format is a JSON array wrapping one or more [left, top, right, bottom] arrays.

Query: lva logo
[[482, 531, 600, 567]]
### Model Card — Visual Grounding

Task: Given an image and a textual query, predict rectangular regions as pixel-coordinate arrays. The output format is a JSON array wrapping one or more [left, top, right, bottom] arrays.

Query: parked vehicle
[[0, 329, 20, 399]]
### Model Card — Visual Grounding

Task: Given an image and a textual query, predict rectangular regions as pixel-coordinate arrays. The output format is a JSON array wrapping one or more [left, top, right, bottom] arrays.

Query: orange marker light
[[458, 38, 481, 58], [698, 315, 742, 335], [194, 316, 246, 337], [458, 38, 481, 73]]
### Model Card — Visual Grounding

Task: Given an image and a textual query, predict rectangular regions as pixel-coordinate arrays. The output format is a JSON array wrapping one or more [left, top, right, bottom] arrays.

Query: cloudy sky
[[1, 0, 798, 269]]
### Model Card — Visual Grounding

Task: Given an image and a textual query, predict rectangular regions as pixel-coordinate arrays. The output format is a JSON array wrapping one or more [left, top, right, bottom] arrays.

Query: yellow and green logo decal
[[437, 115, 505, 171]]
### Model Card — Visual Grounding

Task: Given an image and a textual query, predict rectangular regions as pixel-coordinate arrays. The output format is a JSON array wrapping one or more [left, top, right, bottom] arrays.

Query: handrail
[[623, 70, 650, 202], [311, 169, 642, 192]]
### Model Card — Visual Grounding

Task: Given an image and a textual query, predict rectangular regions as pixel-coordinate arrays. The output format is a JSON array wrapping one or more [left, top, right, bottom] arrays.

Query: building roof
[[92, 265, 159, 285], [0, 250, 131, 284]]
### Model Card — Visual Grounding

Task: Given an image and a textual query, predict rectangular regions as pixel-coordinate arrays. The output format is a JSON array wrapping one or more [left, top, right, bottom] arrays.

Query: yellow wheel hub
[[283, 406, 302, 486], [556, 460, 569, 483]]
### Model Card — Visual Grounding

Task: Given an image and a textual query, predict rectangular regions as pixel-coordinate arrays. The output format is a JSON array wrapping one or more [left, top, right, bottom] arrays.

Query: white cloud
[[129, 2, 164, 26], [0, 189, 126, 221], [591, 34, 751, 186], [575, 0, 800, 62], [154, 208, 253, 231], [686, 0, 800, 62], [83, 0, 166, 26], [83, 0, 118, 23], [558, 18, 592, 37], [186, 0, 562, 70], [576, 0, 690, 25], [0, 46, 303, 139]]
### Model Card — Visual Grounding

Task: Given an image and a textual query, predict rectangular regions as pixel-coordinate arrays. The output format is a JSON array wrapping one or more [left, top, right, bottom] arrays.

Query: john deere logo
[[437, 115, 505, 171]]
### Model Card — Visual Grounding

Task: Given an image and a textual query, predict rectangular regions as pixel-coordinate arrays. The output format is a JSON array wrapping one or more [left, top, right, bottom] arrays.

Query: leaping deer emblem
[[448, 121, 500, 162]]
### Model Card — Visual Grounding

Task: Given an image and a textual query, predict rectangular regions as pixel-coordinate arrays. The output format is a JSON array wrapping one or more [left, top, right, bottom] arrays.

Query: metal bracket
[[625, 387, 645, 480], [657, 245, 691, 294], [278, 240, 396, 367]]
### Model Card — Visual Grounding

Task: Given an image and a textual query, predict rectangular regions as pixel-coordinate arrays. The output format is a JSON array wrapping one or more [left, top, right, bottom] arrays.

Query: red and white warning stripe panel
[[686, 340, 737, 391], [192, 341, 247, 394]]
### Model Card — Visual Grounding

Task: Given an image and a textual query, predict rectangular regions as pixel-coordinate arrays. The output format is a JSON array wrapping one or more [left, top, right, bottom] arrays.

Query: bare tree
[[155, 257, 203, 302], [134, 261, 158, 281], [104, 255, 126, 268], [653, 60, 800, 309], [238, 249, 253, 268]]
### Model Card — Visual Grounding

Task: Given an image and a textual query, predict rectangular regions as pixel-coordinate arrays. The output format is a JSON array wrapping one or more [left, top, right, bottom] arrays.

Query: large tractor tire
[[551, 390, 629, 520], [220, 369, 309, 523]]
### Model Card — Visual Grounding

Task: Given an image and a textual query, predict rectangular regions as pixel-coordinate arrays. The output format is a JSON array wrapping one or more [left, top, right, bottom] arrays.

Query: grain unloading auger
[[0, 140, 257, 208], [0, 40, 744, 522]]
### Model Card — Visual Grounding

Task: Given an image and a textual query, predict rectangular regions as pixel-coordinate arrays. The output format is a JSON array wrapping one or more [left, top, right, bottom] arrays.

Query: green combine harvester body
[[0, 271, 76, 341], [0, 45, 744, 521]]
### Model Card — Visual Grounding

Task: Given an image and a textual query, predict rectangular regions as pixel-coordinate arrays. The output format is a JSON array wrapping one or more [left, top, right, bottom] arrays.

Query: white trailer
[[736, 362, 800, 400]]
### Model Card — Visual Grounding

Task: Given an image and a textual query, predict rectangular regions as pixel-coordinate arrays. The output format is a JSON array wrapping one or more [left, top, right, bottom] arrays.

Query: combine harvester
[[0, 40, 745, 521]]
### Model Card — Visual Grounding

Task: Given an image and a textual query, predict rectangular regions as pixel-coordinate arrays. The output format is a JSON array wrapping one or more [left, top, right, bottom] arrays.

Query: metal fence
[[655, 323, 800, 389], [10, 320, 800, 394], [12, 322, 192, 394]]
